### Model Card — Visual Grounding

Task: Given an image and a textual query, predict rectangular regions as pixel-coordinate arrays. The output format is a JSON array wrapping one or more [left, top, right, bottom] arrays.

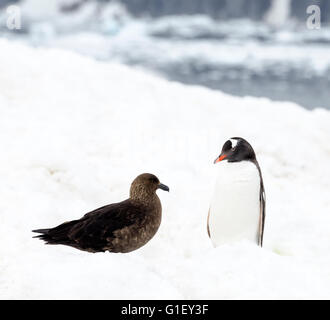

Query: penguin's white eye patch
[[230, 139, 238, 149]]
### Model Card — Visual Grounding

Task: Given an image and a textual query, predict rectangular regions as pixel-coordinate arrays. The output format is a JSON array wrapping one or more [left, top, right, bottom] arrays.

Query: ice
[[0, 39, 330, 299]]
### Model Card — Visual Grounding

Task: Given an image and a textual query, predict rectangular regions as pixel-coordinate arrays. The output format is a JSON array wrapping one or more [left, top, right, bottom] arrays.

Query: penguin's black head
[[214, 137, 256, 164]]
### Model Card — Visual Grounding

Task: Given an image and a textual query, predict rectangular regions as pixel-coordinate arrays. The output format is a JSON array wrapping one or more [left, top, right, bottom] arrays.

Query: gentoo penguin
[[207, 137, 265, 247], [33, 173, 169, 253]]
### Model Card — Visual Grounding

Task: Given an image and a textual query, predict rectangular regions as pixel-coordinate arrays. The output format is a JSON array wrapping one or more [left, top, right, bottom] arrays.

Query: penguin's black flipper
[[258, 181, 266, 247]]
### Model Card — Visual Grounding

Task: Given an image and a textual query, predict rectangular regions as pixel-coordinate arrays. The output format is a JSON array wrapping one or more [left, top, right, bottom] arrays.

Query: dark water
[[163, 65, 330, 110], [120, 0, 271, 19], [121, 0, 330, 22], [3, 0, 329, 21]]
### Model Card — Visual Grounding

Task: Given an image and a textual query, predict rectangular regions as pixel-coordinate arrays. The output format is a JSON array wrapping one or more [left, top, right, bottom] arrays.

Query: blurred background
[[0, 0, 329, 110]]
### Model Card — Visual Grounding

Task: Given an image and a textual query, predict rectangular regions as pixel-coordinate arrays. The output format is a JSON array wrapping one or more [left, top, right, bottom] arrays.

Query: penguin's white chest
[[209, 161, 260, 246]]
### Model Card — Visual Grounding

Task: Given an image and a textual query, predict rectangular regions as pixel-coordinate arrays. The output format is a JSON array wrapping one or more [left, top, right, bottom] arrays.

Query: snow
[[264, 0, 291, 27], [0, 39, 330, 299]]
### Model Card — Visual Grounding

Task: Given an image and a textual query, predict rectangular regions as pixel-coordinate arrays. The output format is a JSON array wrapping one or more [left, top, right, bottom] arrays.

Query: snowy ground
[[0, 39, 330, 299]]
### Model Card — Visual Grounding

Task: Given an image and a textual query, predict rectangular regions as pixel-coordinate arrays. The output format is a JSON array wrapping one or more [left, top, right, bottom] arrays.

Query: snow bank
[[0, 39, 330, 299]]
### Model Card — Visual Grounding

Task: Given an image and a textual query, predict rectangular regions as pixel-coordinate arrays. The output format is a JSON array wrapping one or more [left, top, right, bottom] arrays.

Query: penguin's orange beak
[[214, 154, 227, 164]]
